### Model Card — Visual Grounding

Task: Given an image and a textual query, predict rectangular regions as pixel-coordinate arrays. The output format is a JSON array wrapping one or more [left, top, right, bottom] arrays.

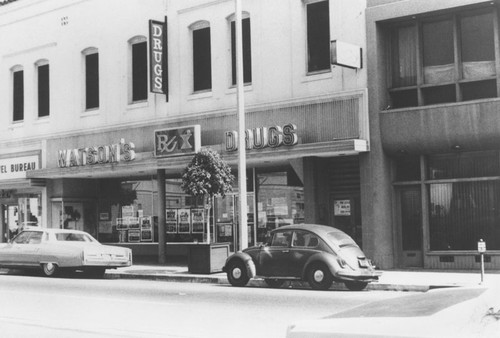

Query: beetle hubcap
[[313, 270, 324, 282], [46, 263, 54, 271], [232, 267, 242, 279]]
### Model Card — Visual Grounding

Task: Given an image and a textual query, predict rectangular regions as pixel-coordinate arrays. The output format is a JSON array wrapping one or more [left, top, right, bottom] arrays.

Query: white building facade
[[0, 0, 376, 265]]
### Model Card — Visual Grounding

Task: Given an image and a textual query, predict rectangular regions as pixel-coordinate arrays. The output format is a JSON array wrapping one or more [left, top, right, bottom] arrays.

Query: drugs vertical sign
[[149, 19, 168, 99]]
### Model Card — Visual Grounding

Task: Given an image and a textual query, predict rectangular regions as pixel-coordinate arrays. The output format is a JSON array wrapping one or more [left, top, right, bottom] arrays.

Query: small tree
[[181, 148, 234, 243]]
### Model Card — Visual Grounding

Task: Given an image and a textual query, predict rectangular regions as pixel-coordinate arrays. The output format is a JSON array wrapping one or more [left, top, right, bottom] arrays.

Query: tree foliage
[[181, 148, 234, 198]]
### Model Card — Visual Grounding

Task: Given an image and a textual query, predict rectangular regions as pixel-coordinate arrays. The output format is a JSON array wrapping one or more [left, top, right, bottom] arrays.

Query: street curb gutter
[[105, 272, 439, 292]]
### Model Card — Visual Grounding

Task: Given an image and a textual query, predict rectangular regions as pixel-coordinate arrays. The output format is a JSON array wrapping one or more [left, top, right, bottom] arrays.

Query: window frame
[[190, 21, 212, 93], [305, 0, 331, 74], [82, 47, 100, 111], [11, 65, 24, 123], [35, 59, 50, 118], [228, 12, 252, 87], [387, 7, 500, 108], [129, 36, 148, 104]]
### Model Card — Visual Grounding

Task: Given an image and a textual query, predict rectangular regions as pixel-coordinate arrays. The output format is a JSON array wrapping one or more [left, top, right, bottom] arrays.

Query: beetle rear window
[[326, 232, 357, 247]]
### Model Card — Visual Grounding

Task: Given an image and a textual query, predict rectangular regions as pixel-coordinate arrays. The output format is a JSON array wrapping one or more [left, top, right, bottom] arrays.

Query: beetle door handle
[[282, 249, 290, 253]]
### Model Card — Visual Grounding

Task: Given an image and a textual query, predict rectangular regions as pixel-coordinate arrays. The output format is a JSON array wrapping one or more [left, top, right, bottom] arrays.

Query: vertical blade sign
[[149, 19, 168, 98]]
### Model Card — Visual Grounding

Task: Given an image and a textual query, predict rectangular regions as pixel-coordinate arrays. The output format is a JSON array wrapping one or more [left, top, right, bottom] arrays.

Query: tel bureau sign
[[154, 125, 201, 157], [0, 155, 39, 180]]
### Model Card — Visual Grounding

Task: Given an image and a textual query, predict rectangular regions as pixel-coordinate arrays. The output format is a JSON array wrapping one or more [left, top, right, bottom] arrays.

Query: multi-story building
[[367, 0, 500, 269], [0, 0, 372, 265]]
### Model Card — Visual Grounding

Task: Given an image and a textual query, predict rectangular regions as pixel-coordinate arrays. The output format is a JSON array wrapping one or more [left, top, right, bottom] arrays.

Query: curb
[[105, 272, 443, 292]]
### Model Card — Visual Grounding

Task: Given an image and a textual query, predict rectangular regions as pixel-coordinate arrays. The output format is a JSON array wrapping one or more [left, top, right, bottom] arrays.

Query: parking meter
[[478, 239, 486, 283]]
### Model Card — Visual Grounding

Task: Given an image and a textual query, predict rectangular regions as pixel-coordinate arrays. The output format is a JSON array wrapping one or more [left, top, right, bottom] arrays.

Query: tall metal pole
[[235, 0, 248, 251], [157, 169, 166, 264]]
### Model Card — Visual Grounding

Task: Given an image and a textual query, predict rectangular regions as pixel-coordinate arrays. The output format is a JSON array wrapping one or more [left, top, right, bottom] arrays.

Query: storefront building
[[1, 0, 374, 264], [366, 0, 500, 269]]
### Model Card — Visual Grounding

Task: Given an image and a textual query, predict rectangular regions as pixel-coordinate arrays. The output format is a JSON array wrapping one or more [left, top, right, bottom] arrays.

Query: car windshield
[[326, 231, 357, 248], [55, 232, 95, 242]]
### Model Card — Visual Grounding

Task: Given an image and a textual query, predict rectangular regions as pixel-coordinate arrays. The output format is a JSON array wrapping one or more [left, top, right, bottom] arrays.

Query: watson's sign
[[57, 139, 136, 168], [149, 18, 168, 99], [155, 125, 201, 157], [0, 155, 39, 180], [225, 123, 298, 152]]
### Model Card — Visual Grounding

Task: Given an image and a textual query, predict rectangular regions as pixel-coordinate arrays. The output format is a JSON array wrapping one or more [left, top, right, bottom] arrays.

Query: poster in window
[[334, 200, 351, 216], [178, 209, 191, 233], [166, 209, 178, 233], [122, 205, 135, 218], [191, 209, 204, 233], [98, 221, 112, 233]]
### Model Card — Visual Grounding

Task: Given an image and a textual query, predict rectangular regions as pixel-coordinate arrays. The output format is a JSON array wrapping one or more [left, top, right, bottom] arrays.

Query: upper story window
[[36, 60, 50, 118], [12, 65, 24, 122], [305, 0, 330, 73], [129, 36, 148, 102], [229, 14, 252, 86], [83, 47, 99, 110], [191, 21, 212, 92], [388, 8, 498, 109]]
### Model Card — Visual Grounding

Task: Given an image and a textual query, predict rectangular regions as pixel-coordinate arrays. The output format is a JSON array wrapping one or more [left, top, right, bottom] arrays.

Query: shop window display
[[256, 170, 304, 243]]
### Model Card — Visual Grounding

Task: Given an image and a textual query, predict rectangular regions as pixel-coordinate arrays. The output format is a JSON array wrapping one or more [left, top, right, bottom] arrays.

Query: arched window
[[227, 12, 252, 86], [11, 64, 24, 122], [82, 47, 99, 110], [128, 36, 148, 102], [189, 21, 212, 92], [35, 59, 50, 117]]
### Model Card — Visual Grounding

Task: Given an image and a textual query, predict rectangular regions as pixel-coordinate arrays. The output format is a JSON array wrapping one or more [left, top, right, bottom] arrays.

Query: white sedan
[[0, 228, 132, 277]]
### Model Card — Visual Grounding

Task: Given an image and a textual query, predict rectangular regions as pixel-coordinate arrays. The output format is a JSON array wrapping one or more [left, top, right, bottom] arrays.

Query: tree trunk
[[206, 195, 212, 243]]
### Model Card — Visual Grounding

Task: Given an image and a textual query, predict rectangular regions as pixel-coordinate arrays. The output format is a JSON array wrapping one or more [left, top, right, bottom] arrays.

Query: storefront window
[[429, 181, 500, 251], [256, 170, 304, 243]]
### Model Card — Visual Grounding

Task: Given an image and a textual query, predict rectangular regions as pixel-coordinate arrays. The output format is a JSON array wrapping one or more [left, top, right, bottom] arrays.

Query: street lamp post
[[235, 0, 248, 251]]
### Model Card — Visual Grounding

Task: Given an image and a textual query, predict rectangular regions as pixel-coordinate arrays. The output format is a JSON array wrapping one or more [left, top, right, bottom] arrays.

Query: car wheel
[[227, 260, 249, 287], [85, 268, 106, 278], [264, 279, 285, 288], [41, 262, 59, 277], [344, 281, 368, 291], [307, 264, 333, 290]]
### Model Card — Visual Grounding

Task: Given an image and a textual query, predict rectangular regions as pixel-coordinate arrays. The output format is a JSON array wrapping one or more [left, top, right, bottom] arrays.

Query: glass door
[[399, 187, 423, 267]]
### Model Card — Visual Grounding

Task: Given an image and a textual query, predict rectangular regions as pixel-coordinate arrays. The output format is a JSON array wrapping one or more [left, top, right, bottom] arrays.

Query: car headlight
[[337, 257, 347, 268]]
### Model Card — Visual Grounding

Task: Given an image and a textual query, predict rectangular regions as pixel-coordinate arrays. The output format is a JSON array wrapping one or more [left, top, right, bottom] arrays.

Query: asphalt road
[[0, 270, 411, 338]]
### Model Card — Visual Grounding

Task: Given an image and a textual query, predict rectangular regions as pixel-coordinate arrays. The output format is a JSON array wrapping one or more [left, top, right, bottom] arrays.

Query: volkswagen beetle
[[223, 224, 381, 291]]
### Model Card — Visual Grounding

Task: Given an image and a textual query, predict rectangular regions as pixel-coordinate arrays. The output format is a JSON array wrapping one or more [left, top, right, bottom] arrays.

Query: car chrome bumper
[[335, 269, 382, 282]]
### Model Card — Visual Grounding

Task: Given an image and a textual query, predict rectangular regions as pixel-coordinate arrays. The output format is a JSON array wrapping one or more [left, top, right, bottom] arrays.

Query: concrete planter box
[[188, 242, 230, 274]]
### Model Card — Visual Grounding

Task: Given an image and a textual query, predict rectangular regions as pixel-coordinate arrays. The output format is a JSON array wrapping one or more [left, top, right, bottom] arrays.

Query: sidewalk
[[105, 264, 500, 292]]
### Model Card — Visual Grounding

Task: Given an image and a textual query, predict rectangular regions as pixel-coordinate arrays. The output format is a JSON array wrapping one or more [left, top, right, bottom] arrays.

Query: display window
[[256, 170, 304, 243]]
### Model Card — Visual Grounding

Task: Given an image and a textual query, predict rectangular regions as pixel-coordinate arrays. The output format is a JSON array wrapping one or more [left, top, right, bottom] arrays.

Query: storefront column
[[0, 204, 5, 243], [157, 169, 166, 264]]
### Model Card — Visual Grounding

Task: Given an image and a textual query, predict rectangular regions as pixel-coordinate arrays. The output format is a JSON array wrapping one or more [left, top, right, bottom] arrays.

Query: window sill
[[126, 100, 149, 110], [34, 116, 50, 124], [8, 121, 24, 131], [188, 90, 213, 101], [81, 108, 100, 117], [225, 84, 253, 95], [302, 69, 332, 83]]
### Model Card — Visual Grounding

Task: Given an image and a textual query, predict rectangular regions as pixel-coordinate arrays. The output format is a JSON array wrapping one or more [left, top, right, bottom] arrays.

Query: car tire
[[41, 262, 59, 277], [344, 281, 368, 291], [85, 268, 106, 278], [307, 263, 333, 290], [227, 260, 249, 287], [264, 279, 285, 288]]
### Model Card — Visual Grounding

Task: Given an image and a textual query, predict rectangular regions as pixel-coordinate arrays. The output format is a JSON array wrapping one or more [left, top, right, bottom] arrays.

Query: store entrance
[[329, 195, 362, 248], [214, 193, 255, 251], [398, 187, 423, 267]]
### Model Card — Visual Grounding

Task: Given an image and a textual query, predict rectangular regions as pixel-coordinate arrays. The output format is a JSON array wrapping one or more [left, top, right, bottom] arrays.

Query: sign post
[[477, 239, 486, 284]]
